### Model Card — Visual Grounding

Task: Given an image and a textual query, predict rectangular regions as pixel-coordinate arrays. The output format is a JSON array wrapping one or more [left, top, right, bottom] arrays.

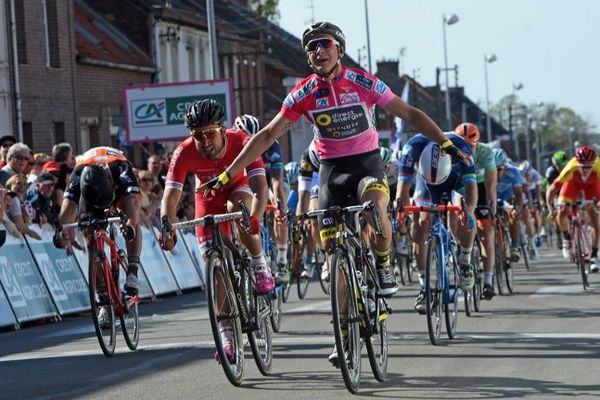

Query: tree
[[249, 0, 280, 23]]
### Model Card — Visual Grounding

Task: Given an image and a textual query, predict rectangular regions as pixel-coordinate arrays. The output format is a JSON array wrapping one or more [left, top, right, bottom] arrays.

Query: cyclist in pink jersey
[[201, 22, 470, 366]]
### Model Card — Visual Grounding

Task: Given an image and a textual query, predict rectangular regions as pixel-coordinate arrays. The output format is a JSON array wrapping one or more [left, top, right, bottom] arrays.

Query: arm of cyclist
[[382, 97, 470, 164], [54, 198, 79, 248], [201, 113, 291, 192], [269, 166, 288, 215], [159, 187, 183, 250]]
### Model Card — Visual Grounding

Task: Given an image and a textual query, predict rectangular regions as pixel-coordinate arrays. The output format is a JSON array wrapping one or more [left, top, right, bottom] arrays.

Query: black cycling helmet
[[184, 99, 225, 130], [302, 21, 345, 51], [80, 164, 114, 212]]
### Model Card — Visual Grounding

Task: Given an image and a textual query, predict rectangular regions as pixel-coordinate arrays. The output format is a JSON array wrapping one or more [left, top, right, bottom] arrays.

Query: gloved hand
[[53, 227, 68, 249], [441, 139, 472, 165], [200, 171, 231, 197], [159, 218, 177, 251]]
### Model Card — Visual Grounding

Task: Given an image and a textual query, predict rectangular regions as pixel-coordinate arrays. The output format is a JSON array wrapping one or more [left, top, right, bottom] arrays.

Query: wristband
[[217, 171, 232, 186], [441, 139, 453, 149]]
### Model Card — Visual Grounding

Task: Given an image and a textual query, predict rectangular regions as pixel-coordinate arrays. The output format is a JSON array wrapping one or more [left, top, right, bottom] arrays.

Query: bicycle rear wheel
[[296, 246, 310, 300], [444, 254, 459, 339], [330, 247, 361, 393], [390, 234, 405, 286], [116, 257, 139, 351], [425, 236, 442, 345], [206, 251, 244, 386], [89, 251, 116, 357], [366, 297, 388, 382], [494, 237, 505, 296], [248, 292, 273, 375]]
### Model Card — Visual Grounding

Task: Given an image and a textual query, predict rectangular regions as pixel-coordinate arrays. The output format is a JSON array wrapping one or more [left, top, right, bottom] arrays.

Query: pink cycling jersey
[[280, 66, 396, 160]]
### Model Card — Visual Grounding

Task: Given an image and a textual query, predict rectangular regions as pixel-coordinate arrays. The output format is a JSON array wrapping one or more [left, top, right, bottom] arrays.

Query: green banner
[[165, 94, 227, 126]]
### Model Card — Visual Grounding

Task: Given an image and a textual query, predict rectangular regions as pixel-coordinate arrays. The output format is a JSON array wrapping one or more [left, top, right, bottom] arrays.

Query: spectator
[[0, 143, 32, 186], [28, 152, 51, 184], [2, 188, 21, 238], [25, 172, 59, 227], [0, 135, 16, 168], [4, 174, 41, 240], [146, 155, 165, 191], [43, 143, 74, 204], [137, 169, 160, 228]]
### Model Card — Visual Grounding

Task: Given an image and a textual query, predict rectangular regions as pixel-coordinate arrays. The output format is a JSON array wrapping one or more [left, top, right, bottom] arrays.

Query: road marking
[[5, 332, 600, 363], [531, 284, 587, 297]]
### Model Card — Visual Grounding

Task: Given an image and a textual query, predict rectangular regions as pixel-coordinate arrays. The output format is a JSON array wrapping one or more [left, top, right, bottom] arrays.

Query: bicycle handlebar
[[62, 216, 122, 230]]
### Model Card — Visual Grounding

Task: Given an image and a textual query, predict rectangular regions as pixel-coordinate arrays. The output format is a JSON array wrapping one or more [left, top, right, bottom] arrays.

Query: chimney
[[376, 60, 399, 76]]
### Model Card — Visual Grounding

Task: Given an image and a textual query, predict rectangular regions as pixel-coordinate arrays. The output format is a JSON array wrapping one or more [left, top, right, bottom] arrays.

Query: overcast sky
[[278, 0, 600, 127]]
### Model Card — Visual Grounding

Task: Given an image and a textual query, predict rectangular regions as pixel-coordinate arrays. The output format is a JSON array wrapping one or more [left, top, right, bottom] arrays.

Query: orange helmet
[[454, 122, 480, 144]]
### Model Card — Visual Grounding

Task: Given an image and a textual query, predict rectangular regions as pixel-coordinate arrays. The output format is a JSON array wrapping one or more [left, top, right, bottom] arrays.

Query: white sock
[[276, 244, 287, 264], [251, 253, 266, 270], [484, 272, 493, 286]]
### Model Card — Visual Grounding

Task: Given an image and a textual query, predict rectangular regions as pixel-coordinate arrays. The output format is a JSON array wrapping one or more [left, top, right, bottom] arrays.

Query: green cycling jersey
[[474, 142, 496, 183]]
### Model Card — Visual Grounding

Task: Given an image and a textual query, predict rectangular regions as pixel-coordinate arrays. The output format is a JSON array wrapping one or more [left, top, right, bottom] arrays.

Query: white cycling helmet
[[418, 141, 452, 185], [234, 114, 260, 135]]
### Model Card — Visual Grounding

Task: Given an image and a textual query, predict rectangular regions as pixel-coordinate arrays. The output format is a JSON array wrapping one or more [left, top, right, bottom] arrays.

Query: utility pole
[[206, 0, 219, 79], [364, 0, 372, 73]]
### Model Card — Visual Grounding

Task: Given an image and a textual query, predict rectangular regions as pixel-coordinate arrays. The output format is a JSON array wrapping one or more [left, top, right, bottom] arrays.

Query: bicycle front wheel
[[248, 293, 273, 376], [494, 237, 505, 296], [89, 251, 116, 357], [117, 257, 139, 351], [296, 247, 310, 300], [269, 287, 283, 333], [575, 226, 590, 290], [502, 226, 515, 294], [444, 252, 459, 339], [206, 251, 244, 386], [330, 247, 361, 393], [425, 236, 442, 345]]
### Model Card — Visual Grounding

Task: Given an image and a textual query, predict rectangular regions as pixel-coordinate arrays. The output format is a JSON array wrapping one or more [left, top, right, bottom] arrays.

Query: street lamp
[[483, 53, 497, 142], [443, 13, 459, 130], [510, 82, 524, 160]]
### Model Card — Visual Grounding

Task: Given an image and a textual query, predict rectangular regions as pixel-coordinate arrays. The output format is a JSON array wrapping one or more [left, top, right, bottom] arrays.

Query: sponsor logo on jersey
[[283, 94, 294, 108], [345, 70, 357, 82], [340, 92, 360, 104], [293, 88, 306, 102], [316, 98, 329, 108], [354, 74, 374, 90], [375, 80, 388, 95], [310, 104, 370, 140]]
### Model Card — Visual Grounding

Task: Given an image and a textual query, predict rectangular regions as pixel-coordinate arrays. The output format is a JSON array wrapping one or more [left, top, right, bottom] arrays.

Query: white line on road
[[531, 284, 588, 297], [4, 332, 600, 363]]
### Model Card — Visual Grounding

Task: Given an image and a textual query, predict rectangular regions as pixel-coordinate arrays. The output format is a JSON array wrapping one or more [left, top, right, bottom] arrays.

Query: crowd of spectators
[[0, 134, 195, 242]]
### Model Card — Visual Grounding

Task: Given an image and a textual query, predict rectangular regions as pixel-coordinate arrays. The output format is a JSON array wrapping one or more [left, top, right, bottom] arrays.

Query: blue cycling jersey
[[263, 141, 284, 172], [400, 133, 475, 206], [497, 165, 523, 201]]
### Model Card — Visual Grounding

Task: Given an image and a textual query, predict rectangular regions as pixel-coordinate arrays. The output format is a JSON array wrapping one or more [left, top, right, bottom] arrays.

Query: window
[[22, 122, 32, 148], [43, 0, 60, 68], [52, 122, 65, 144], [89, 124, 100, 148], [14, 0, 27, 64]]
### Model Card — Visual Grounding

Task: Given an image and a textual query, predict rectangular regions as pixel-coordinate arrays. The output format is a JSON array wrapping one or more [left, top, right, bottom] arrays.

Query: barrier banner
[[0, 282, 17, 328], [151, 227, 202, 290], [0, 227, 57, 322], [26, 225, 89, 315], [72, 228, 154, 299], [180, 229, 206, 284], [139, 226, 179, 295]]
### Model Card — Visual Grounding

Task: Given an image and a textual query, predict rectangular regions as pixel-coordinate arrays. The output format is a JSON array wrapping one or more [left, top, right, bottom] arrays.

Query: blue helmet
[[494, 148, 509, 167]]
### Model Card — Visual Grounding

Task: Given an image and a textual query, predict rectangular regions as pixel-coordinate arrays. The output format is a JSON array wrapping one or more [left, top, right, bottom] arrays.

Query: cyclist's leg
[[119, 193, 142, 294], [557, 182, 578, 256], [584, 184, 600, 270], [270, 169, 290, 272], [448, 192, 476, 290], [358, 175, 398, 296], [227, 187, 274, 294]]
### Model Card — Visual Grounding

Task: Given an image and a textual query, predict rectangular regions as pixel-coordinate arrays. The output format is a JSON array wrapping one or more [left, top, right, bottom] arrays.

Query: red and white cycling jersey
[[166, 129, 265, 194], [281, 66, 396, 160]]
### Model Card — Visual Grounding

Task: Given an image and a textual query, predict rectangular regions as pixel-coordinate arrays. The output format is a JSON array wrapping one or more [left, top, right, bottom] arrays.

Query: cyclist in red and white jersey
[[159, 99, 274, 295], [200, 21, 470, 366]]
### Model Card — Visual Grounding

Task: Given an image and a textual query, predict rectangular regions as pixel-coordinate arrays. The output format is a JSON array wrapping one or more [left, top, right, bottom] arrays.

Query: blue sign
[[0, 282, 17, 328], [154, 227, 202, 290], [180, 229, 205, 287], [139, 226, 179, 295]]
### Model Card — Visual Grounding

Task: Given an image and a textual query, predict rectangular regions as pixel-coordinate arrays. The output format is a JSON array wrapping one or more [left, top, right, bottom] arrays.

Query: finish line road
[[1, 248, 599, 399]]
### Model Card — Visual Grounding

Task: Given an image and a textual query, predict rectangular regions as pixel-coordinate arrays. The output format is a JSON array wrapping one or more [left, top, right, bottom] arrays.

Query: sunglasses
[[12, 155, 29, 161], [191, 126, 221, 141], [1, 142, 14, 148], [305, 38, 339, 53], [581, 165, 593, 170]]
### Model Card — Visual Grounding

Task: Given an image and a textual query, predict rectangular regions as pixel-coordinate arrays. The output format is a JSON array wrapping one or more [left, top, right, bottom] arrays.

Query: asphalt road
[[1, 246, 599, 399]]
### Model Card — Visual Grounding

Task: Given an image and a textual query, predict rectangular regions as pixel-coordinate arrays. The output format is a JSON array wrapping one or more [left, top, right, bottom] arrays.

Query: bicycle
[[61, 212, 139, 357], [464, 235, 482, 316], [390, 206, 415, 286], [170, 202, 273, 386], [402, 204, 462, 345], [307, 202, 390, 393], [495, 201, 515, 294], [560, 200, 594, 290]]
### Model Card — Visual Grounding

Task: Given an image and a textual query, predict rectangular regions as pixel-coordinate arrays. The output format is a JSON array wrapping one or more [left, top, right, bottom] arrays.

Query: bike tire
[[89, 251, 116, 357], [365, 297, 388, 382], [330, 247, 361, 393], [575, 226, 590, 290], [206, 251, 244, 386], [390, 234, 405, 286], [269, 286, 283, 333], [117, 257, 139, 351], [247, 292, 273, 376], [494, 237, 505, 296], [425, 236, 442, 345], [502, 226, 515, 294], [472, 241, 482, 312], [445, 253, 459, 339]]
